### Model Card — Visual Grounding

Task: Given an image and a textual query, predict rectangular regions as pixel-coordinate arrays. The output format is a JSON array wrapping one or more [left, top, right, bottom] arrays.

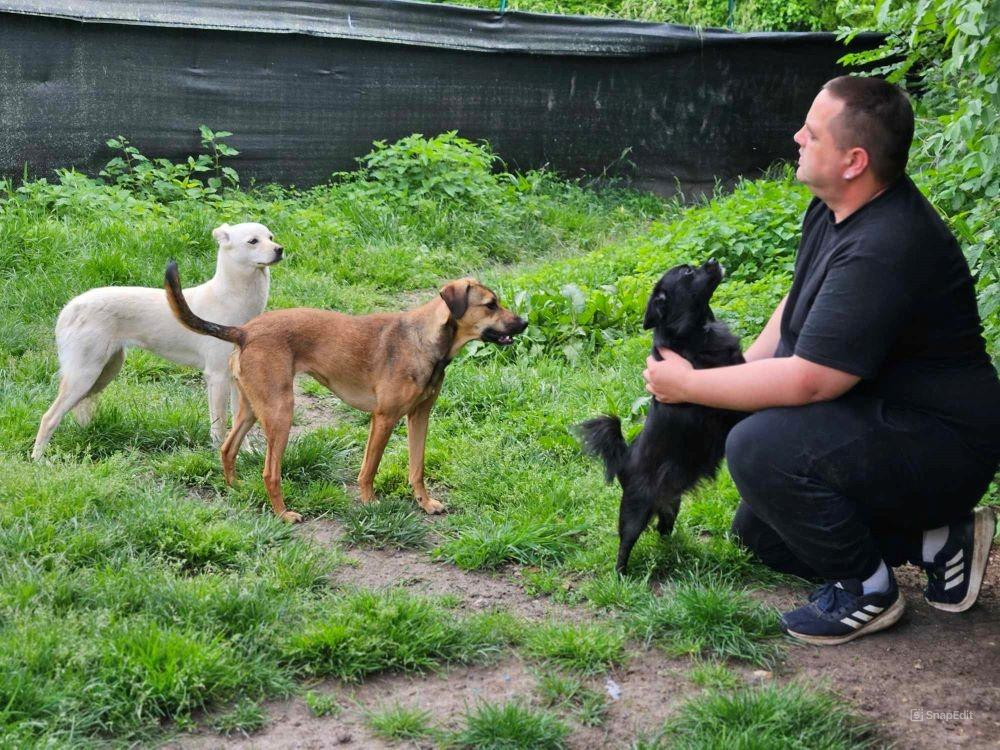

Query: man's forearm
[[677, 356, 846, 412]]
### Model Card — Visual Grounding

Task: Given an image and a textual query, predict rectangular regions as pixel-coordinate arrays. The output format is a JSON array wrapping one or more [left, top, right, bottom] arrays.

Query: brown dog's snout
[[508, 316, 528, 335]]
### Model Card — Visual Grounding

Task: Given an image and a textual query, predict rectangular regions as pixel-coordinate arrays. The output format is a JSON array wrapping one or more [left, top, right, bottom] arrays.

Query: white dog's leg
[[206, 371, 231, 446], [72, 349, 125, 426], [33, 363, 108, 460]]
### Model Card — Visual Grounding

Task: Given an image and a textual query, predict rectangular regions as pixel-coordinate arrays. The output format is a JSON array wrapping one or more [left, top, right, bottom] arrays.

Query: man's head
[[793, 76, 913, 198]]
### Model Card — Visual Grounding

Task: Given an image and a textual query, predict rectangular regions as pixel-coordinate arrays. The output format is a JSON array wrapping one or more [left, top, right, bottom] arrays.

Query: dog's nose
[[511, 317, 528, 334], [274, 246, 284, 259]]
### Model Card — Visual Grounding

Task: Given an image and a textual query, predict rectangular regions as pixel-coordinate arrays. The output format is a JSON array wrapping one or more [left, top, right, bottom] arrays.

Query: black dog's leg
[[656, 495, 681, 536], [656, 510, 676, 537], [616, 487, 655, 575]]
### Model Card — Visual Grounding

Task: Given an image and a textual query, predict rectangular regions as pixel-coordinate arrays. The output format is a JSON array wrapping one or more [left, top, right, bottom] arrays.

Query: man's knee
[[725, 410, 784, 489]]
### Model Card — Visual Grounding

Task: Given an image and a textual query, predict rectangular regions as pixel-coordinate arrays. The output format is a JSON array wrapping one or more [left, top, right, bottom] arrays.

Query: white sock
[[862, 560, 890, 595], [922, 525, 949, 563]]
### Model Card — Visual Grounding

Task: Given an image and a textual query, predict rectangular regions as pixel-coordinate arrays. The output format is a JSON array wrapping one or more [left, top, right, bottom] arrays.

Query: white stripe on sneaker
[[863, 604, 884, 614], [945, 563, 963, 580], [946, 550, 963, 566], [853, 611, 873, 622], [840, 617, 862, 629], [944, 573, 965, 590]]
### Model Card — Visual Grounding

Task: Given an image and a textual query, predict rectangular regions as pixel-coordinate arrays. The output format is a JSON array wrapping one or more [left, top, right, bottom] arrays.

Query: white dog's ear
[[212, 224, 231, 245]]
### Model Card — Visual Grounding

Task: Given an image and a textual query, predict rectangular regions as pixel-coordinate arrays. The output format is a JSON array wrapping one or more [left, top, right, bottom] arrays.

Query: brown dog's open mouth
[[482, 329, 518, 346]]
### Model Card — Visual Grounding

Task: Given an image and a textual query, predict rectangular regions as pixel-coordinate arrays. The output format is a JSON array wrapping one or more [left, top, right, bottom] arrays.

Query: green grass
[[453, 701, 570, 750], [212, 698, 269, 737], [365, 704, 436, 741], [662, 683, 882, 749], [522, 622, 627, 673], [282, 590, 513, 681], [535, 672, 609, 727], [303, 690, 342, 717], [628, 575, 782, 667], [340, 497, 430, 549]]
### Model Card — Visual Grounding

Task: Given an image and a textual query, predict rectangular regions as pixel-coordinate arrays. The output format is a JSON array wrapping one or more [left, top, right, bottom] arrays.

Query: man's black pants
[[726, 395, 997, 582]]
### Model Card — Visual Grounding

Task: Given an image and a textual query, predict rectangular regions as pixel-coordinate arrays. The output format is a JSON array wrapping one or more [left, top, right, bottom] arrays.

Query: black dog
[[577, 260, 745, 574]]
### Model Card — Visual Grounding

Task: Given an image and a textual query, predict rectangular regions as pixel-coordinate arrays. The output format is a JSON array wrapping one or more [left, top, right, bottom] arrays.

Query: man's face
[[793, 89, 850, 195]]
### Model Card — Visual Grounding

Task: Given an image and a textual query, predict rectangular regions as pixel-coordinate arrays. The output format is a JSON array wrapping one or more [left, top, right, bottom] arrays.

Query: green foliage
[[346, 131, 505, 208], [281, 590, 511, 681], [663, 683, 880, 749], [453, 701, 570, 750], [340, 497, 430, 550], [427, 0, 863, 30], [522, 622, 627, 673], [99, 126, 240, 202], [628, 574, 782, 666], [212, 698, 268, 737], [303, 690, 341, 717], [365, 704, 436, 741]]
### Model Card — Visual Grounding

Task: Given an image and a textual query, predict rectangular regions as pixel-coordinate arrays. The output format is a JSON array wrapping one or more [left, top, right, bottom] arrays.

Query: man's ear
[[212, 223, 231, 245], [440, 280, 471, 320], [842, 147, 870, 180]]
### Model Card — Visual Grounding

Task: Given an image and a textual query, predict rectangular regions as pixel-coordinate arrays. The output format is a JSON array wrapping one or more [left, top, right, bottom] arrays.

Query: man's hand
[[643, 348, 693, 403]]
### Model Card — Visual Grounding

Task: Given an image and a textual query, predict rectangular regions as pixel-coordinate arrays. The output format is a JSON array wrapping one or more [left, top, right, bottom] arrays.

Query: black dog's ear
[[440, 280, 471, 320], [643, 291, 667, 330], [642, 300, 659, 330]]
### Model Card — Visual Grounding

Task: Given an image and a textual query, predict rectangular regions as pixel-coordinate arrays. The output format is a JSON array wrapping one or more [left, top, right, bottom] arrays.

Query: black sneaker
[[780, 576, 905, 646], [922, 506, 997, 613]]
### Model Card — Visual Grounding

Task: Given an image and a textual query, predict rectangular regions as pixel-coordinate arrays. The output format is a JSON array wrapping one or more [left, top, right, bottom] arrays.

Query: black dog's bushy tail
[[576, 416, 629, 484], [164, 260, 246, 347]]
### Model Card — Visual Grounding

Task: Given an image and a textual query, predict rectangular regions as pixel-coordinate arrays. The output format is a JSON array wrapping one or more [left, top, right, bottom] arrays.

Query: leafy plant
[[346, 131, 506, 208], [98, 126, 240, 202]]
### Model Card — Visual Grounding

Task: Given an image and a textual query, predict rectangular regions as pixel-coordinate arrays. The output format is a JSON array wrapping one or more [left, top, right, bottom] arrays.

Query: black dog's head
[[642, 260, 723, 340]]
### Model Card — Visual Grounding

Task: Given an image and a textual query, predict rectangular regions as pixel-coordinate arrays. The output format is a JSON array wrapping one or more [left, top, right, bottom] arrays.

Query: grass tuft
[[522, 622, 626, 674], [629, 575, 782, 667], [365, 703, 436, 741], [663, 683, 881, 749], [453, 700, 569, 750], [340, 497, 429, 550]]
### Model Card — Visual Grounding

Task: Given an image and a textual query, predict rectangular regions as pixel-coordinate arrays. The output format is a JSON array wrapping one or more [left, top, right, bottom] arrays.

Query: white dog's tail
[[164, 261, 246, 347]]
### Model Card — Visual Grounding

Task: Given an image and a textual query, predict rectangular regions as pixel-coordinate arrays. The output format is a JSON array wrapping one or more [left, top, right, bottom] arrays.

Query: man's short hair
[[822, 76, 914, 184]]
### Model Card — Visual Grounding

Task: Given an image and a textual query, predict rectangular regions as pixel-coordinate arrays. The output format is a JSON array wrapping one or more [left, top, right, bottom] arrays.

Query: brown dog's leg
[[357, 412, 398, 503], [406, 400, 444, 514], [220, 386, 256, 486], [256, 388, 301, 523]]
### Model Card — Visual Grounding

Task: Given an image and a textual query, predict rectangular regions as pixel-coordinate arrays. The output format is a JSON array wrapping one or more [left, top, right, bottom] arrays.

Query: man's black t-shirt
[[775, 175, 1000, 462]]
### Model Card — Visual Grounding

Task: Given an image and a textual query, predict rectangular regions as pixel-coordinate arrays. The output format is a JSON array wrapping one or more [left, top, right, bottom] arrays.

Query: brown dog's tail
[[164, 260, 246, 346]]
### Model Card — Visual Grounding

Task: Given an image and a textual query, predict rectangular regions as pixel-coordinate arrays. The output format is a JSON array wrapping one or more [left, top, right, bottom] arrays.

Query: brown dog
[[164, 261, 526, 521]]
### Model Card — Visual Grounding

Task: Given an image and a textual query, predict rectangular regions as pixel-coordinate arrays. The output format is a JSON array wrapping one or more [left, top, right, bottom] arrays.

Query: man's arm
[[743, 294, 787, 362], [644, 351, 860, 411]]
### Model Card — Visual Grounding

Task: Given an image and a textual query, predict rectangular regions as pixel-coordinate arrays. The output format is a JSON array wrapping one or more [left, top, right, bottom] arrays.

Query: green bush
[[345, 131, 506, 208]]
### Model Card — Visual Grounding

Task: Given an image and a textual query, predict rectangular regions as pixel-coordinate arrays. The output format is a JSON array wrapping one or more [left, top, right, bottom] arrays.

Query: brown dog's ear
[[440, 280, 471, 320]]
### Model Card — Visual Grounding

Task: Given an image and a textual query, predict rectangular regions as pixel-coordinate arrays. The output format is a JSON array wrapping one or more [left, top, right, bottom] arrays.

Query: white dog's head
[[213, 222, 283, 268]]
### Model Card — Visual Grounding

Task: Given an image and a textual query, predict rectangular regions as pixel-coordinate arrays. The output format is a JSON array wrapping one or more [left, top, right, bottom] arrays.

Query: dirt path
[[169, 519, 1000, 749], [170, 380, 1000, 749]]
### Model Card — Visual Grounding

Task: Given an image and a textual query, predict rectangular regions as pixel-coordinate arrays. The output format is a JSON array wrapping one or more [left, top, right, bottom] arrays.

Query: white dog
[[32, 222, 283, 459]]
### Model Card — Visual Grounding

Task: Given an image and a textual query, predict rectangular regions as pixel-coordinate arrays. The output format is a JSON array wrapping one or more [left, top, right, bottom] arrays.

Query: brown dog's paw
[[419, 497, 445, 515], [279, 510, 303, 523]]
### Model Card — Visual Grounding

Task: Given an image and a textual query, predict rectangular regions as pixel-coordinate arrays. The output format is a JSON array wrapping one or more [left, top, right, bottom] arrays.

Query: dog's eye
[[682, 267, 694, 276], [485, 300, 499, 311], [248, 238, 259, 245]]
